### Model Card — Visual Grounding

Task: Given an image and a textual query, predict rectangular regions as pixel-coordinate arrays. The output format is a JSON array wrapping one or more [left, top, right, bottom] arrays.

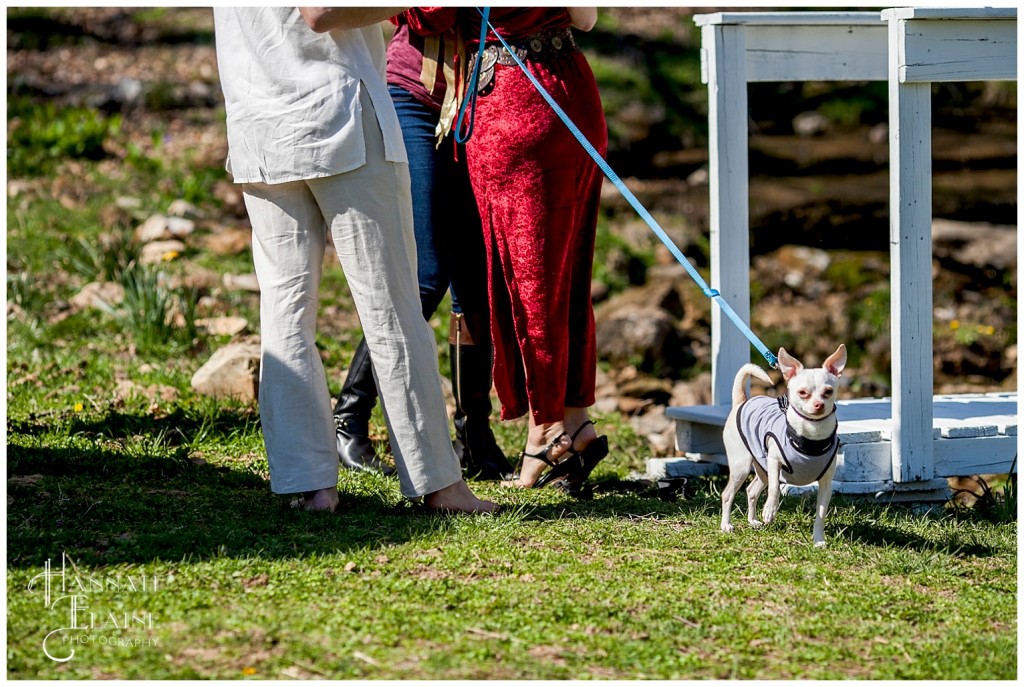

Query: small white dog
[[720, 345, 847, 547]]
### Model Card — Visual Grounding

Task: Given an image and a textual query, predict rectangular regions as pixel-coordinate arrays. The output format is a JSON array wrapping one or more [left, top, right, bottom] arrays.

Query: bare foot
[[289, 486, 339, 512], [424, 480, 500, 514]]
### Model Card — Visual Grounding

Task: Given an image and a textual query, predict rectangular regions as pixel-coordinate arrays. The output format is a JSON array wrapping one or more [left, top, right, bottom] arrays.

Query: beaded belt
[[470, 27, 579, 95]]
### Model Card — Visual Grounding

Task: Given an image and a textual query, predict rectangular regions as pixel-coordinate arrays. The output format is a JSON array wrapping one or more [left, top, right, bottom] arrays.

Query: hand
[[567, 7, 597, 32]]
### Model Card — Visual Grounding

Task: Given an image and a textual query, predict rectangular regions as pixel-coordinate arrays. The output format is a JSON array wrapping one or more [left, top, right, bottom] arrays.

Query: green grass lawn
[[6, 391, 1018, 679]]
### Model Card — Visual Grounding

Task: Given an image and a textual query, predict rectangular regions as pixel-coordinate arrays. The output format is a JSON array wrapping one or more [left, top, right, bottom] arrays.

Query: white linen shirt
[[213, 7, 407, 185]]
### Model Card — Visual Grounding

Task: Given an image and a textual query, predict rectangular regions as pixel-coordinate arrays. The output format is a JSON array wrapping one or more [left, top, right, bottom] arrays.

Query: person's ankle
[[526, 422, 568, 455], [306, 486, 339, 512]]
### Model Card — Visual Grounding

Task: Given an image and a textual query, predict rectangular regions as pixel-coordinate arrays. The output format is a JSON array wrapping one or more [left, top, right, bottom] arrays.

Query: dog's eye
[[798, 390, 811, 398], [823, 388, 834, 397]]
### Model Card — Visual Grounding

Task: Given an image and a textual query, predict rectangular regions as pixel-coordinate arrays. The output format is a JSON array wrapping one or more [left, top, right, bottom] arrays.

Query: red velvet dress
[[406, 8, 608, 424]]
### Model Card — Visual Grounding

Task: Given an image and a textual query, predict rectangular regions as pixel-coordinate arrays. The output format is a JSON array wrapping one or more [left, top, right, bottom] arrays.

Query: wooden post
[[703, 23, 750, 406], [886, 15, 935, 482]]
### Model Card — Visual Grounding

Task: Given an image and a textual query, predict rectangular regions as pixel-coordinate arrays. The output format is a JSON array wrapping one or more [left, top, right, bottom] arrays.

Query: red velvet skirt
[[465, 48, 607, 423]]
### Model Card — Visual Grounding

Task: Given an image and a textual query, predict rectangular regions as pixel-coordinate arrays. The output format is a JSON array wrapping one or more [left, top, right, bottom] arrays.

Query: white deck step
[[655, 392, 1018, 485]]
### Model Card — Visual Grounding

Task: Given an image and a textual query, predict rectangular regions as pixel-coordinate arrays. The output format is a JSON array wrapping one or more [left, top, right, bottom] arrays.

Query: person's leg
[[445, 139, 512, 479], [466, 57, 607, 487], [243, 179, 339, 510], [313, 90, 495, 512], [332, 336, 394, 475], [331, 87, 447, 476]]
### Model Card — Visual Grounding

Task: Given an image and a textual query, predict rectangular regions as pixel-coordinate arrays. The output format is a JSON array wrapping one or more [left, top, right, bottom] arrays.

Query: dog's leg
[[812, 463, 837, 547], [746, 461, 768, 528], [762, 456, 783, 525], [720, 454, 752, 534]]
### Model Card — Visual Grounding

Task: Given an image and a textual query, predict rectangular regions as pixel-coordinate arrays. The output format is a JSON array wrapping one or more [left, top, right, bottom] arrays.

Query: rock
[[140, 239, 186, 265], [116, 196, 143, 211], [932, 219, 1017, 271], [134, 214, 196, 243], [195, 316, 249, 337], [629, 408, 675, 455], [214, 180, 246, 217], [686, 165, 709, 186], [223, 273, 261, 292], [172, 265, 222, 292], [70, 281, 124, 311], [617, 376, 674, 405], [203, 226, 251, 255], [191, 342, 261, 401], [867, 122, 888, 145], [7, 180, 36, 198], [114, 379, 179, 404], [792, 111, 830, 137], [596, 280, 686, 319], [596, 305, 677, 367], [670, 372, 713, 407], [167, 199, 202, 219]]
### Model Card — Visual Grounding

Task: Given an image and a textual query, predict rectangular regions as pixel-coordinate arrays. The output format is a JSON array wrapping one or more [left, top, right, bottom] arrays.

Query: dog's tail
[[732, 364, 774, 405]]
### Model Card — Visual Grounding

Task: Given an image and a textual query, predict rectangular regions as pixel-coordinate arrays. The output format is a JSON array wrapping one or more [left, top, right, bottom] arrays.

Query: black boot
[[449, 313, 513, 480], [333, 337, 395, 476]]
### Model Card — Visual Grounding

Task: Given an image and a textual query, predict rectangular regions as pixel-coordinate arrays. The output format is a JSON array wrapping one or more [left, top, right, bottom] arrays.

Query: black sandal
[[558, 420, 609, 494], [505, 432, 574, 489]]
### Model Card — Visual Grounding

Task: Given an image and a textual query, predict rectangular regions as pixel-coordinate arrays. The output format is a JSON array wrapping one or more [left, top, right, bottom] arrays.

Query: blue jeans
[[390, 85, 488, 320]]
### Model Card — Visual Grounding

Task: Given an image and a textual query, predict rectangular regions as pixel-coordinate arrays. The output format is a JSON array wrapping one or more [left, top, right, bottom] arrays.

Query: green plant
[[101, 262, 196, 350], [58, 232, 142, 283], [7, 270, 47, 313], [949, 461, 1017, 524], [850, 286, 891, 339], [7, 98, 122, 177]]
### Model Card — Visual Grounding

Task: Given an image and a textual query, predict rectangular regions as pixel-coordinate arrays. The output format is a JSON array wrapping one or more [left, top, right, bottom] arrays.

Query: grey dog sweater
[[736, 395, 839, 485]]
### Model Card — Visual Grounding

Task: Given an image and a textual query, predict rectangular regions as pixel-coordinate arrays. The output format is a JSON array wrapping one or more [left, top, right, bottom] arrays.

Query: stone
[[195, 316, 249, 337], [203, 226, 251, 255], [140, 239, 186, 265], [932, 219, 1017, 271], [595, 305, 676, 366], [173, 265, 223, 292], [223, 273, 261, 292], [70, 281, 124, 311], [670, 373, 713, 408], [190, 342, 261, 402], [134, 214, 195, 243], [792, 111, 830, 137], [167, 199, 202, 219]]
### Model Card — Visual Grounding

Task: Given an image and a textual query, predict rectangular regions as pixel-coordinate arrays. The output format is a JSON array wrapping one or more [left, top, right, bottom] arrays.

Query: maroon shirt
[[388, 8, 574, 113], [386, 22, 450, 113]]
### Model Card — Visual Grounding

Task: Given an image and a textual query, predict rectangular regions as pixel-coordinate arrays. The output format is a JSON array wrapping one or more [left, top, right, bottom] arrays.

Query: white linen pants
[[240, 96, 463, 499]]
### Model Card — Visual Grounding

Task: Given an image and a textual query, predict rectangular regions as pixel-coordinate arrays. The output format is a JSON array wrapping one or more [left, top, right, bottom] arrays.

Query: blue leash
[[454, 7, 490, 144], [455, 8, 778, 369]]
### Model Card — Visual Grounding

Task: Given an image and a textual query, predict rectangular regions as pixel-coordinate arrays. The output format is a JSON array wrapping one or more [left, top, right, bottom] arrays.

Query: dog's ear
[[824, 343, 847, 377], [777, 347, 803, 381]]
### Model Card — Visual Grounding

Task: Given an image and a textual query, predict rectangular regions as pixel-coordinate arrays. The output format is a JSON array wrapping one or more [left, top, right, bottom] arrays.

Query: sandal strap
[[519, 431, 568, 468], [569, 419, 595, 446]]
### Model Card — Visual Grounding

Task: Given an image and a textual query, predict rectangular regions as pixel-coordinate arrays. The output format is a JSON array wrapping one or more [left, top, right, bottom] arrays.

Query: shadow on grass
[[837, 519, 999, 557], [7, 408, 472, 570]]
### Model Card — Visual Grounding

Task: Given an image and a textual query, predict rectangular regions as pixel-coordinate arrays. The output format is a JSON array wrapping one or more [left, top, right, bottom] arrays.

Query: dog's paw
[[749, 519, 764, 529], [720, 523, 734, 533], [813, 539, 828, 548]]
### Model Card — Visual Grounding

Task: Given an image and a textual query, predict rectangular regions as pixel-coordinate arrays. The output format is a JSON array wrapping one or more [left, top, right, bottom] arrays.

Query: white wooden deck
[[654, 8, 1018, 498]]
